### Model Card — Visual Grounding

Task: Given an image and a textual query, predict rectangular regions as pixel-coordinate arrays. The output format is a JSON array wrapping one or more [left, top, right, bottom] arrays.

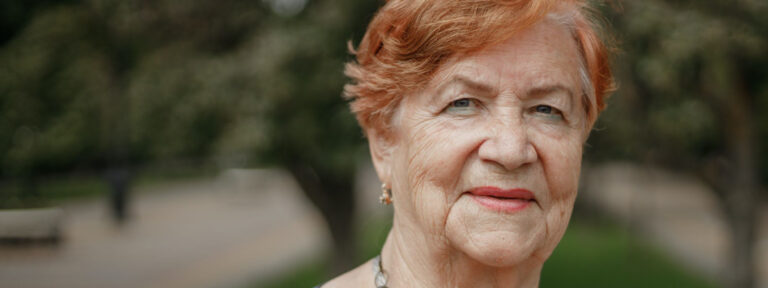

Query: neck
[[380, 216, 543, 288]]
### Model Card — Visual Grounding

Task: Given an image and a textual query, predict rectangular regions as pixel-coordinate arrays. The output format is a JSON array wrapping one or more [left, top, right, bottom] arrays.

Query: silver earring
[[379, 183, 392, 205]]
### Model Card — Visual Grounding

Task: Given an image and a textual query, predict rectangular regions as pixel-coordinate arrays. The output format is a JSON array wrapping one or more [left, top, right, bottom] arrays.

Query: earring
[[379, 183, 393, 205]]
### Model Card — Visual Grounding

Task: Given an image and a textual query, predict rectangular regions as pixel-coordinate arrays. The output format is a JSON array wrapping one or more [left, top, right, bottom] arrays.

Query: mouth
[[467, 186, 536, 213]]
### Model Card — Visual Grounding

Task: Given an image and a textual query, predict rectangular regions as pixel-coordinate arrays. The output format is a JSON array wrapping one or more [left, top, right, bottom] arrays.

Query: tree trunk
[[721, 86, 757, 288], [716, 108, 758, 288], [701, 53, 758, 288], [287, 161, 357, 276]]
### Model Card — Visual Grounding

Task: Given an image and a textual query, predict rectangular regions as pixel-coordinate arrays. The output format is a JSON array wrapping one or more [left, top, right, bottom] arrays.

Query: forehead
[[425, 19, 583, 94]]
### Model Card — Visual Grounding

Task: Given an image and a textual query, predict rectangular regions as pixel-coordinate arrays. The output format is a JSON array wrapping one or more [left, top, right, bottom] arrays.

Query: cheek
[[534, 130, 583, 201], [536, 134, 582, 249], [402, 113, 482, 188], [395, 114, 485, 233], [405, 129, 455, 190]]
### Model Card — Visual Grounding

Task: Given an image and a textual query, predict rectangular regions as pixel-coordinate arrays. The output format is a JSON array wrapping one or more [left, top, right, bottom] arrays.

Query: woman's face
[[372, 20, 589, 267]]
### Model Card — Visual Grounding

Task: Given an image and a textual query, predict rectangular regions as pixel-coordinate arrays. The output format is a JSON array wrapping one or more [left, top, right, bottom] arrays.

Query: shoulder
[[322, 258, 374, 288]]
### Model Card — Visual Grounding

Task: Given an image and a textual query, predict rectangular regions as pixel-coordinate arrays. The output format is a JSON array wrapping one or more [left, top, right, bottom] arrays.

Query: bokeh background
[[0, 0, 766, 287]]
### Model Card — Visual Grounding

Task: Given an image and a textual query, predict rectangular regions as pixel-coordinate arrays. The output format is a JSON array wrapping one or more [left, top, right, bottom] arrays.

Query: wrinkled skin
[[327, 19, 590, 288]]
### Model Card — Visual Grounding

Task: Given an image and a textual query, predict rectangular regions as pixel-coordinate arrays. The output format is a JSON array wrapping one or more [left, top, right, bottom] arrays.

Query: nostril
[[477, 134, 536, 171]]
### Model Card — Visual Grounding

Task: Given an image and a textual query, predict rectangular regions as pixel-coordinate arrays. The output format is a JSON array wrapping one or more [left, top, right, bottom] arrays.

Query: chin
[[445, 200, 551, 268], [464, 230, 548, 267]]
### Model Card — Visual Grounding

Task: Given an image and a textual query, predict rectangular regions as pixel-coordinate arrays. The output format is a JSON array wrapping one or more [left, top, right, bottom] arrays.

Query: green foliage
[[0, 6, 104, 176], [257, 258, 328, 288], [542, 221, 716, 288], [0, 0, 380, 184], [251, 1, 380, 179], [0, 175, 108, 209], [589, 0, 768, 182]]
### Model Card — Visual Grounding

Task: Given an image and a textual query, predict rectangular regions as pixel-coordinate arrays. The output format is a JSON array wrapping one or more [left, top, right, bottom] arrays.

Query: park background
[[0, 0, 766, 287]]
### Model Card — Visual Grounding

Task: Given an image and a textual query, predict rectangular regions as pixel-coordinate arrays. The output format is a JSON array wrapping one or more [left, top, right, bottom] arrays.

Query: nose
[[477, 118, 538, 171]]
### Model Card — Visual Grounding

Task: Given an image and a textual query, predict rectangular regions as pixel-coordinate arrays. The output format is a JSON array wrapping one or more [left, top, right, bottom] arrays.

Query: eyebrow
[[524, 84, 576, 110], [434, 75, 497, 98], [525, 84, 574, 99], [434, 76, 577, 107]]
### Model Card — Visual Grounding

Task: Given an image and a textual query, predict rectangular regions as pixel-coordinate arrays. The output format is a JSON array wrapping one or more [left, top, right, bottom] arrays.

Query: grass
[[0, 165, 220, 209], [541, 219, 716, 287], [255, 217, 716, 288], [0, 177, 109, 209]]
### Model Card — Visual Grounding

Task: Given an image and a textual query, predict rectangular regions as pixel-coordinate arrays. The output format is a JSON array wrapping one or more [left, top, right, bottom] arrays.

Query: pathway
[[0, 169, 329, 288], [582, 162, 768, 288]]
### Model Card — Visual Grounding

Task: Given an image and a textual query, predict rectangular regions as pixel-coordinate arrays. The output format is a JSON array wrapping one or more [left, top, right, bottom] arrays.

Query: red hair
[[344, 0, 614, 134]]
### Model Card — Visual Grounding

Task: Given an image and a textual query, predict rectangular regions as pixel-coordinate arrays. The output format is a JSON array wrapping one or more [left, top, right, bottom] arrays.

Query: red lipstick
[[468, 186, 535, 213]]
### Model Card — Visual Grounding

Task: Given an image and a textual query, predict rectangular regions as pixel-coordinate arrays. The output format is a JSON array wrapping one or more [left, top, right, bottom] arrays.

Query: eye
[[535, 105, 554, 114], [531, 104, 564, 120], [452, 99, 472, 108], [444, 98, 480, 115]]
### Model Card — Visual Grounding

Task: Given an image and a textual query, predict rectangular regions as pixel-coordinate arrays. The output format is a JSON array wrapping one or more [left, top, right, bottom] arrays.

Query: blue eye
[[452, 99, 472, 108], [535, 105, 554, 114], [444, 98, 478, 115], [532, 104, 564, 121]]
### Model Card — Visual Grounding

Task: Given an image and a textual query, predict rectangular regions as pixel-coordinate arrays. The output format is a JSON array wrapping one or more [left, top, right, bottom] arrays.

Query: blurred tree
[[250, 0, 381, 274], [591, 1, 768, 287], [0, 0, 380, 275], [0, 0, 80, 46], [0, 0, 271, 219]]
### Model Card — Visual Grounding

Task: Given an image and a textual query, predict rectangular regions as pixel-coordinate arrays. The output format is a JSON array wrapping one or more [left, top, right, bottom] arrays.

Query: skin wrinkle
[[327, 17, 593, 288], [548, 10, 597, 126], [424, 19, 574, 285], [538, 123, 582, 261], [346, 2, 612, 144], [403, 108, 463, 235], [389, 224, 433, 287]]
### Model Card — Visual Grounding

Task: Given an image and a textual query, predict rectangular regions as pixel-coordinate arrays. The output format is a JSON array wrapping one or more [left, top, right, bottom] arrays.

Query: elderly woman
[[322, 0, 613, 287]]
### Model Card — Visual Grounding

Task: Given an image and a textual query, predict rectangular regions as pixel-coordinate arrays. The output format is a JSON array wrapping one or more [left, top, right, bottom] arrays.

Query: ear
[[366, 128, 397, 185]]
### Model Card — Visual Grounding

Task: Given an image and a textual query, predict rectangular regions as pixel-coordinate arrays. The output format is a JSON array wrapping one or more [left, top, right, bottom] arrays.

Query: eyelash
[[533, 104, 556, 114], [530, 104, 564, 120], [451, 98, 474, 108], [443, 99, 565, 121], [443, 98, 480, 114]]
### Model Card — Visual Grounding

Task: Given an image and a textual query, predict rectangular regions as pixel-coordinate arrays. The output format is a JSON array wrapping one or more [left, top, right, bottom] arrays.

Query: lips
[[467, 186, 535, 213]]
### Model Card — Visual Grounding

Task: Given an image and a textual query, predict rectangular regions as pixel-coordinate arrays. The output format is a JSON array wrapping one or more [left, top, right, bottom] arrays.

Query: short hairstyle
[[344, 0, 614, 135]]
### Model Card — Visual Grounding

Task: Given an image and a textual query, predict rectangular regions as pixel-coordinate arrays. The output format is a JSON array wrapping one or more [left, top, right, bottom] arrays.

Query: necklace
[[372, 255, 388, 288]]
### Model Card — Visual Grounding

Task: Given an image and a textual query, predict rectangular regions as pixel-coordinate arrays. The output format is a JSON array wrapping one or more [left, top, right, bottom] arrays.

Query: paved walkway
[[0, 169, 330, 288], [582, 162, 768, 288]]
